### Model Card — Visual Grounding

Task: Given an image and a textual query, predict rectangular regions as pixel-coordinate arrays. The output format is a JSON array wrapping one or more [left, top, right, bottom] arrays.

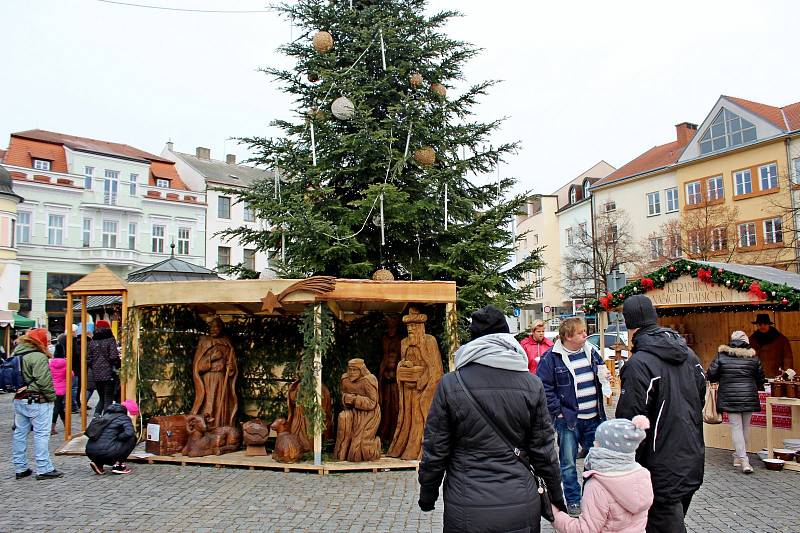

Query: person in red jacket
[[520, 320, 554, 374]]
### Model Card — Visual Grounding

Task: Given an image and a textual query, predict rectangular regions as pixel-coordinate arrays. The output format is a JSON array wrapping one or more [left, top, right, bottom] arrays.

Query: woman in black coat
[[418, 306, 565, 532], [87, 320, 120, 416], [707, 330, 765, 474], [86, 402, 137, 474]]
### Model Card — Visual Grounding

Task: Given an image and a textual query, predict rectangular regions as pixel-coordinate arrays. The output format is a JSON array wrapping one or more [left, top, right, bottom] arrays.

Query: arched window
[[583, 180, 591, 198], [569, 187, 577, 204]]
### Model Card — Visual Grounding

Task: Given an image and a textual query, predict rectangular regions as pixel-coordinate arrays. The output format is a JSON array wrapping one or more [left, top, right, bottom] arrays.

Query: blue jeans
[[555, 415, 601, 505], [12, 400, 55, 475]]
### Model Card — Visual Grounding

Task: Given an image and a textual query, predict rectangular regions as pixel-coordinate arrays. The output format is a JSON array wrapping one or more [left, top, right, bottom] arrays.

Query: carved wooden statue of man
[[334, 358, 381, 462], [190, 317, 238, 428], [378, 316, 402, 443], [387, 308, 444, 460]]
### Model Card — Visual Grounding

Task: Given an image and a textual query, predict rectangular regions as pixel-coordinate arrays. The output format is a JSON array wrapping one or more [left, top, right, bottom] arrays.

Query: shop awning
[[0, 310, 13, 327], [12, 313, 35, 329]]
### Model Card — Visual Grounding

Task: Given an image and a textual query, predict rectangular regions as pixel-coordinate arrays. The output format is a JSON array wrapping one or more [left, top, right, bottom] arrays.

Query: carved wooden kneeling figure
[[182, 414, 242, 457], [271, 418, 303, 463]]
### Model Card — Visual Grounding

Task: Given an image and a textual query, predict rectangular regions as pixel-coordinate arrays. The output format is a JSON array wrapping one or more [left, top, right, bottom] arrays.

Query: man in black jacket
[[616, 295, 706, 533]]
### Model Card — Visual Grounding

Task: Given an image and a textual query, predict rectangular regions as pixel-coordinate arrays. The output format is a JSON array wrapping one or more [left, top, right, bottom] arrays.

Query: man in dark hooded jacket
[[418, 305, 565, 532], [616, 295, 706, 533]]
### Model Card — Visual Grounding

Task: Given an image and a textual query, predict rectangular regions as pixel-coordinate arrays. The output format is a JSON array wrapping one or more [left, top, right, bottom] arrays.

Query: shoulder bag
[[455, 370, 555, 522], [703, 381, 722, 424]]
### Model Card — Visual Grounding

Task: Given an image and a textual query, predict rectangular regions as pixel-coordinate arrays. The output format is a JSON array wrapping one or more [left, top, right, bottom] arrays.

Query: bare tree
[[678, 201, 740, 261], [760, 170, 800, 271]]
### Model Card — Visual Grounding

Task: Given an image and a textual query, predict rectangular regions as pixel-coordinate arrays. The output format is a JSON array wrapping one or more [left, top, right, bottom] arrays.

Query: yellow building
[[675, 96, 800, 269]]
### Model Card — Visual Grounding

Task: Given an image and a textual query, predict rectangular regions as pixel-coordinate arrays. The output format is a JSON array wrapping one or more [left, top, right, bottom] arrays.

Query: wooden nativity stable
[[60, 265, 458, 474], [590, 258, 800, 459]]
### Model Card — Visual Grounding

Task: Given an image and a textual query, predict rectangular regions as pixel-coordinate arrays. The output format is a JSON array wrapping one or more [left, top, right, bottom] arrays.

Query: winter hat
[[95, 320, 111, 329], [730, 330, 750, 348], [594, 415, 650, 454], [622, 295, 659, 329], [27, 328, 49, 347], [71, 324, 80, 335], [469, 305, 510, 340], [121, 400, 140, 416]]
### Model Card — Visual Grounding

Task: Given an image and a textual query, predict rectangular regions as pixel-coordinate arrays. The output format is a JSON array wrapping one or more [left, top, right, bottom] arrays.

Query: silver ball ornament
[[331, 96, 355, 120]]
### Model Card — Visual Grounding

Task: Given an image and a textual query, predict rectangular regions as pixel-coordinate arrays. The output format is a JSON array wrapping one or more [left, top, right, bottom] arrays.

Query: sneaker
[[567, 503, 581, 517], [15, 468, 32, 480], [111, 465, 131, 475], [733, 457, 741, 467], [741, 458, 754, 474], [90, 462, 105, 475], [35, 470, 64, 480]]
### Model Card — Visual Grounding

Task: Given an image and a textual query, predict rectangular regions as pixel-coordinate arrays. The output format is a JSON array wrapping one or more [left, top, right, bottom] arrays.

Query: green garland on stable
[[297, 305, 334, 436], [583, 258, 799, 313]]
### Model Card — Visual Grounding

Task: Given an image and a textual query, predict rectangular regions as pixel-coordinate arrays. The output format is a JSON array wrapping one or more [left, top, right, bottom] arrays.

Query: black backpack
[[85, 414, 116, 441], [0, 352, 28, 392]]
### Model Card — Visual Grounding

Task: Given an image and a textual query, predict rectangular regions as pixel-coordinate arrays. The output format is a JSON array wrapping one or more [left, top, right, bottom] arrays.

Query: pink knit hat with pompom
[[121, 400, 140, 416]]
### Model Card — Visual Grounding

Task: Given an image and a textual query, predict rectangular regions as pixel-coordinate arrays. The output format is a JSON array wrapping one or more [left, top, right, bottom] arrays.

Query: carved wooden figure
[[242, 419, 270, 457], [286, 379, 333, 451], [387, 308, 444, 460], [181, 414, 242, 457], [334, 359, 382, 462], [271, 418, 304, 463], [190, 317, 238, 428], [378, 316, 402, 443]]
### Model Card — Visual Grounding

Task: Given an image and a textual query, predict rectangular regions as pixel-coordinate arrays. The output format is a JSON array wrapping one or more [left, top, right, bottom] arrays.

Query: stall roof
[[696, 261, 800, 291], [126, 255, 221, 283]]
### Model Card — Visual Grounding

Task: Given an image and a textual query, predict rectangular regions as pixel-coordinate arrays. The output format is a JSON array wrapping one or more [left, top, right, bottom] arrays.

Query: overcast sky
[[1, 0, 798, 196]]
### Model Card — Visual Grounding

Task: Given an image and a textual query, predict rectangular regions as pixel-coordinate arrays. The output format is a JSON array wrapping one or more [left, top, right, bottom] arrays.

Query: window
[[738, 222, 756, 248], [46, 273, 83, 299], [706, 175, 724, 201], [217, 246, 231, 268], [699, 108, 757, 155], [578, 222, 587, 238], [764, 217, 783, 244], [243, 249, 256, 271], [102, 220, 117, 248], [569, 188, 577, 204], [650, 237, 664, 260], [177, 227, 190, 255], [218, 196, 231, 219], [82, 218, 92, 247], [47, 214, 64, 246], [151, 224, 165, 253], [607, 224, 618, 243], [794, 158, 800, 184], [583, 181, 590, 198], [128, 223, 136, 250], [566, 227, 574, 245], [104, 170, 119, 205], [688, 231, 702, 254], [734, 169, 752, 195], [759, 163, 778, 190], [665, 187, 679, 212], [646, 191, 661, 216], [686, 181, 702, 205], [533, 267, 544, 300], [243, 202, 255, 222], [604, 201, 616, 212], [668, 233, 682, 258], [155, 178, 170, 188], [19, 272, 30, 299], [84, 166, 94, 189], [129, 174, 138, 196], [16, 211, 30, 244], [711, 227, 727, 251], [33, 159, 51, 171]]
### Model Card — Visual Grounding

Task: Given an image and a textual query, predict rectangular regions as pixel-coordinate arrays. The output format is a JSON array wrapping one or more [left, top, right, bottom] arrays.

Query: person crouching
[[86, 400, 139, 475], [552, 415, 654, 533]]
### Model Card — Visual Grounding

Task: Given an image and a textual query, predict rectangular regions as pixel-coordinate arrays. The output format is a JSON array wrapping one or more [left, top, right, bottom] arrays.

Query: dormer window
[[569, 187, 577, 204], [156, 178, 170, 188], [699, 108, 757, 155], [583, 181, 590, 198], [32, 159, 51, 171]]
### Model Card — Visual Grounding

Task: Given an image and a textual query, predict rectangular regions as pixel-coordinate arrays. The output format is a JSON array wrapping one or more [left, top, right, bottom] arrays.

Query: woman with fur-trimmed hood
[[707, 331, 765, 474]]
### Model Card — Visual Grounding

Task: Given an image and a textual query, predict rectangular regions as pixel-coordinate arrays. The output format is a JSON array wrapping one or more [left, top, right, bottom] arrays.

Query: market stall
[[61, 265, 458, 474], [585, 259, 800, 457]]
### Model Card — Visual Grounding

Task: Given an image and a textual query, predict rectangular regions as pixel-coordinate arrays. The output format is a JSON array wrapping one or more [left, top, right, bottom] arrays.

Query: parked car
[[586, 332, 629, 371]]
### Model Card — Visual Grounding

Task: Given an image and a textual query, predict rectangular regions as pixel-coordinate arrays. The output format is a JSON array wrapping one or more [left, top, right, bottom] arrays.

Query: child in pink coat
[[48, 346, 74, 435], [552, 415, 654, 533]]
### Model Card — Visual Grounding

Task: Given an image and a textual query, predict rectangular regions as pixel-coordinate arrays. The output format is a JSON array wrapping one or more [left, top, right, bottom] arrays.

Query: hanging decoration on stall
[[583, 259, 796, 313]]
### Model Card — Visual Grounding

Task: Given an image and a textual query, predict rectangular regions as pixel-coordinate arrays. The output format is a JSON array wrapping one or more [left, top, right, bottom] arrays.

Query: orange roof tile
[[724, 96, 788, 130], [782, 102, 800, 131], [4, 137, 68, 173], [0, 149, 6, 163], [593, 139, 688, 188], [149, 161, 190, 191], [11, 129, 172, 164]]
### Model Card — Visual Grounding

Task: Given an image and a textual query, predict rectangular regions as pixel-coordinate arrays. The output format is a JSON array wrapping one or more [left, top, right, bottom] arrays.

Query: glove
[[418, 499, 435, 512]]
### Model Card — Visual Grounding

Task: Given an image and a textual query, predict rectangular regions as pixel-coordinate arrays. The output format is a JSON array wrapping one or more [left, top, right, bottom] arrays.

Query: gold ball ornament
[[410, 72, 424, 88], [413, 146, 436, 167], [312, 31, 333, 53], [430, 83, 447, 97], [331, 96, 355, 120], [306, 107, 325, 122], [372, 268, 395, 281]]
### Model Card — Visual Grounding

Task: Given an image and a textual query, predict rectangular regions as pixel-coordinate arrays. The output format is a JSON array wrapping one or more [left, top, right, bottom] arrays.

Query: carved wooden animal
[[271, 417, 303, 463], [181, 414, 241, 457]]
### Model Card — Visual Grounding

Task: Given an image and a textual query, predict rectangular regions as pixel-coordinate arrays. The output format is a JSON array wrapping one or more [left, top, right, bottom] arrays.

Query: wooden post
[[64, 294, 74, 441], [119, 290, 128, 403], [80, 296, 88, 431], [313, 304, 323, 467], [124, 307, 139, 404], [4, 324, 10, 357], [445, 302, 458, 371]]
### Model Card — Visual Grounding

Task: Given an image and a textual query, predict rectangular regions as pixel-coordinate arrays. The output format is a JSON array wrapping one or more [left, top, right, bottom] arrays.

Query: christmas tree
[[226, 0, 542, 318]]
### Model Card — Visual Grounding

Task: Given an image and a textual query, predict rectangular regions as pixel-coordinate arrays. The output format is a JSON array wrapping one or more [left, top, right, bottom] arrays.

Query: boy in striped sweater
[[537, 317, 610, 517]]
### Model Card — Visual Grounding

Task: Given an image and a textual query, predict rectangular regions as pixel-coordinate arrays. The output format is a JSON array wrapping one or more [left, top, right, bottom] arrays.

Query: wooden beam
[[120, 290, 128, 403], [64, 294, 74, 441], [445, 302, 459, 372], [232, 303, 255, 315], [325, 300, 345, 320], [313, 304, 323, 467], [80, 297, 88, 431]]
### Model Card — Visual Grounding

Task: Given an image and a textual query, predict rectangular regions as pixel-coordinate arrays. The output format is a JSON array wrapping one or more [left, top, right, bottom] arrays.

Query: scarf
[[584, 446, 639, 473], [454, 333, 528, 371], [751, 327, 780, 346]]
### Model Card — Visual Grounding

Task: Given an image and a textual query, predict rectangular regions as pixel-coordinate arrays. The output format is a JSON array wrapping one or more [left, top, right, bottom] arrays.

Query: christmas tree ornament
[[372, 268, 394, 281], [331, 96, 355, 120], [430, 83, 447, 97], [410, 72, 423, 88], [312, 31, 333, 53], [782, 297, 789, 305], [413, 146, 435, 167], [668, 265, 675, 272], [307, 71, 320, 83]]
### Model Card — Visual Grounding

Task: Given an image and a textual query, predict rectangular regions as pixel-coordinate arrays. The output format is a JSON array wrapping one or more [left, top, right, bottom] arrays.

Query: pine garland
[[298, 305, 335, 436]]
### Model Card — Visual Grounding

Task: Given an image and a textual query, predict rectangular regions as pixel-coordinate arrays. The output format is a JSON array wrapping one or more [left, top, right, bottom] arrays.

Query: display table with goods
[[766, 396, 800, 472]]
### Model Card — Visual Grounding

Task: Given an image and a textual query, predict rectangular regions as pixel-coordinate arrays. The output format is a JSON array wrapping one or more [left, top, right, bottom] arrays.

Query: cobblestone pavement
[[1, 393, 798, 532]]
